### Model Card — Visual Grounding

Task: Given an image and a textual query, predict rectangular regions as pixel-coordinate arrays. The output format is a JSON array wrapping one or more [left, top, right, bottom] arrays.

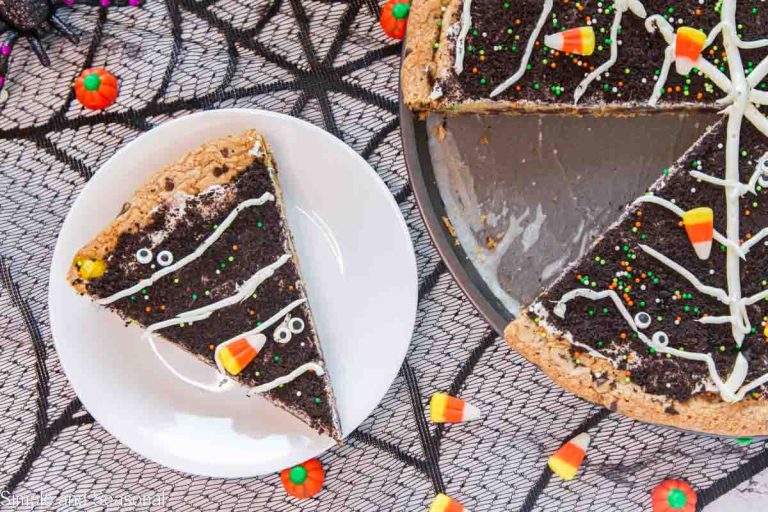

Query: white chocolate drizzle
[[689, 151, 768, 200], [246, 362, 325, 396], [634, 195, 744, 258], [97, 193, 275, 305], [489, 0, 553, 97], [142, 254, 292, 333], [554, 0, 768, 402], [145, 333, 233, 392], [554, 289, 764, 402], [213, 298, 307, 376], [574, 0, 647, 104], [139, 254, 292, 390], [145, 299, 311, 395], [142, 272, 323, 398], [102, 195, 325, 398], [453, 0, 473, 75]]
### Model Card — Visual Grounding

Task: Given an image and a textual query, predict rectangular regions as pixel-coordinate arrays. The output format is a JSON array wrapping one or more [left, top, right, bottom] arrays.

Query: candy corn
[[429, 393, 482, 423], [217, 333, 266, 375], [682, 207, 714, 260], [429, 493, 467, 512], [548, 432, 590, 480], [674, 27, 707, 75], [77, 258, 106, 279], [544, 26, 595, 56]]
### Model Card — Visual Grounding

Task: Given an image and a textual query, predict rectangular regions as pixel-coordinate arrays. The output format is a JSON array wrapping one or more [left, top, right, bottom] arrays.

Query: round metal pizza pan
[[401, 105, 510, 334], [401, 101, 718, 332], [399, 99, 768, 439]]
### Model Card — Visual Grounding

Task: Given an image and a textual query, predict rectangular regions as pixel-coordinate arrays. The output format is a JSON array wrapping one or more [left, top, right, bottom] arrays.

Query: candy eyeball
[[274, 325, 292, 344], [288, 317, 305, 334], [136, 247, 153, 264], [653, 332, 670, 346], [634, 311, 652, 329], [156, 250, 174, 267]]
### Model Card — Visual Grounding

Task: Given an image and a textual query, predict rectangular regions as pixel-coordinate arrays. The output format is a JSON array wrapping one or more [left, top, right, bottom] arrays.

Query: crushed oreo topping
[[533, 120, 768, 403]]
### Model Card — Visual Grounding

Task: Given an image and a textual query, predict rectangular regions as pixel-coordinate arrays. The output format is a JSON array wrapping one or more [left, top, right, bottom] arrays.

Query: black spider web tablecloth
[[0, 1, 767, 510]]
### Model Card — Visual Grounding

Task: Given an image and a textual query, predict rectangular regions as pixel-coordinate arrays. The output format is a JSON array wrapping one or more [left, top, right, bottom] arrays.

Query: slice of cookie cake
[[506, 118, 768, 436], [67, 130, 342, 442]]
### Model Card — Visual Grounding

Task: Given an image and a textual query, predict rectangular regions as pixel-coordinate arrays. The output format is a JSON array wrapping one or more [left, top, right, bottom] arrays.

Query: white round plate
[[49, 109, 417, 477]]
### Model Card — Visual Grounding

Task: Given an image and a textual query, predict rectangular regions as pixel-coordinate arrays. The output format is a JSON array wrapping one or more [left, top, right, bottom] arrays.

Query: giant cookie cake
[[68, 130, 342, 441], [405, 0, 768, 434]]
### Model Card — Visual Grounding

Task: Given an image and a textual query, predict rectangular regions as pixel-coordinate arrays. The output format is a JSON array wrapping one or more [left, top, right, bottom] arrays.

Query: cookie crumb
[[442, 216, 457, 237]]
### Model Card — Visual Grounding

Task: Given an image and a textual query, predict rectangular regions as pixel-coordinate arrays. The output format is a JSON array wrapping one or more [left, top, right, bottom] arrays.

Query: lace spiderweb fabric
[[0, 0, 766, 510]]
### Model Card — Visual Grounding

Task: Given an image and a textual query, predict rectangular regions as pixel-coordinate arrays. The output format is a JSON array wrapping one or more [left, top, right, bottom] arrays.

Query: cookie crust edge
[[402, 0, 449, 110], [505, 313, 768, 436]]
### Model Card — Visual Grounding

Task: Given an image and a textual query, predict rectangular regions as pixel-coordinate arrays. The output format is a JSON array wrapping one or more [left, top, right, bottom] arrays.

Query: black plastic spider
[[0, 0, 142, 94]]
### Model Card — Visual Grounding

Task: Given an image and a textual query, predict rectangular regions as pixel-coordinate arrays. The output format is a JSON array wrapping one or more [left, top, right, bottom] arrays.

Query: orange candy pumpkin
[[74, 68, 118, 110], [280, 458, 325, 499], [651, 479, 696, 512], [380, 0, 410, 39]]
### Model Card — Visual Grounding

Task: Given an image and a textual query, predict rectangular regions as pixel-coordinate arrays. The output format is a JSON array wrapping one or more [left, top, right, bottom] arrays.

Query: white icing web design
[[461, 0, 649, 101], [554, 0, 768, 402]]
